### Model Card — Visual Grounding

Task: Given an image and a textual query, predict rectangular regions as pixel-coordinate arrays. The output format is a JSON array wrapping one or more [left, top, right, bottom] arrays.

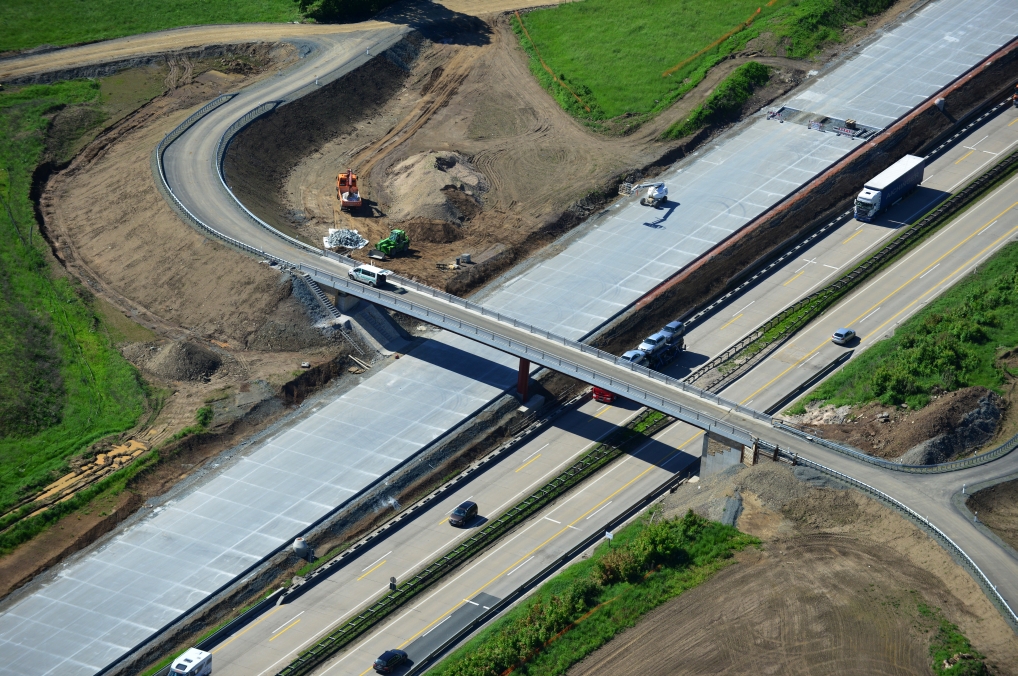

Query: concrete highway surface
[[671, 102, 1018, 379], [2, 0, 1018, 674], [719, 115, 1018, 414], [208, 397, 704, 676]]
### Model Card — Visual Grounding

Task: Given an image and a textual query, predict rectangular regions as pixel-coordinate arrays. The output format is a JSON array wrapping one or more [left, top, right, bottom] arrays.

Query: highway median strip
[[687, 142, 1018, 392], [276, 408, 673, 676]]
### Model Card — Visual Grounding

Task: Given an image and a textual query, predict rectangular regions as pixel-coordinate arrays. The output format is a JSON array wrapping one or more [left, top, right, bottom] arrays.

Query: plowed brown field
[[569, 463, 1018, 676]]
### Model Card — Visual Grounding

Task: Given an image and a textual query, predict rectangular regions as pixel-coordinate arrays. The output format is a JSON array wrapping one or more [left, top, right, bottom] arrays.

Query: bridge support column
[[517, 358, 530, 402]]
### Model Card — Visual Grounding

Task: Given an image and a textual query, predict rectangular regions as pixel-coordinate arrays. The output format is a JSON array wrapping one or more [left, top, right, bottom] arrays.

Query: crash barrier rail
[[295, 262, 767, 447], [681, 209, 853, 331], [276, 410, 675, 676], [212, 100, 328, 259], [774, 420, 1018, 474], [158, 391, 583, 671], [775, 448, 1018, 633], [686, 140, 1018, 389], [404, 464, 697, 676]]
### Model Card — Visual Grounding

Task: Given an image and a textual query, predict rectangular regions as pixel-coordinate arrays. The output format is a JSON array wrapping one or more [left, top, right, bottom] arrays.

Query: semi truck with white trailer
[[853, 154, 925, 222]]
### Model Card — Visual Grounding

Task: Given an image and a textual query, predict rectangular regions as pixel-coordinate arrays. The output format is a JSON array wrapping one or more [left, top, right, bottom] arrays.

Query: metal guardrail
[[404, 465, 696, 676], [777, 448, 1018, 633], [293, 262, 766, 447], [277, 410, 674, 676], [687, 136, 1018, 389], [774, 420, 1018, 474]]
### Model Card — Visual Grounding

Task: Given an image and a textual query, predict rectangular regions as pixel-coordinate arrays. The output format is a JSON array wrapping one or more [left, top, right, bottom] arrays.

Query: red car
[[592, 387, 616, 404]]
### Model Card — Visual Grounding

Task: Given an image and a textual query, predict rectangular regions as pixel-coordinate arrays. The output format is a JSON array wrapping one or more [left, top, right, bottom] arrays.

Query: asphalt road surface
[[207, 396, 701, 676], [721, 121, 1018, 413], [670, 102, 1018, 381]]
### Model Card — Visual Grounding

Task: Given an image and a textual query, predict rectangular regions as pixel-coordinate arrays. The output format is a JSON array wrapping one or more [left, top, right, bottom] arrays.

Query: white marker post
[[605, 531, 614, 548]]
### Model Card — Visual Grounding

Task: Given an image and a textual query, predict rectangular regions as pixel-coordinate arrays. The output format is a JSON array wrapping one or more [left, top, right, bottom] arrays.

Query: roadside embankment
[[591, 40, 1018, 357]]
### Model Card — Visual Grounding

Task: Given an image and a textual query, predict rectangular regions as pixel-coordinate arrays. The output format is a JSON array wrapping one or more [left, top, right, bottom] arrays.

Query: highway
[[209, 397, 703, 676], [671, 101, 1018, 380], [719, 114, 1018, 413], [2, 0, 1018, 673], [251, 104, 1018, 676]]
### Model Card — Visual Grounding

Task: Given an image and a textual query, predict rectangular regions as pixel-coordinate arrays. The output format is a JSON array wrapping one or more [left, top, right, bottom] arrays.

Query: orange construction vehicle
[[337, 169, 363, 210]]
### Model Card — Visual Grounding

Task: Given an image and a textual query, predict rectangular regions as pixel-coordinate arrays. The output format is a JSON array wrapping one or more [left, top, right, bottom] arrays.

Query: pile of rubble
[[324, 228, 368, 249]]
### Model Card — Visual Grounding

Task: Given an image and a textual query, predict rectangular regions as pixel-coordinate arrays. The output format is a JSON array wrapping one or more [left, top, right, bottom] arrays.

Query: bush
[[434, 511, 756, 676], [664, 62, 770, 138], [195, 406, 214, 428]]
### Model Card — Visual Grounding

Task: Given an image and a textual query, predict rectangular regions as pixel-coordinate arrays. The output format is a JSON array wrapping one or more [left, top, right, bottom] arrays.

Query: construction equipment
[[337, 169, 363, 210], [620, 181, 668, 207], [369, 229, 409, 260]]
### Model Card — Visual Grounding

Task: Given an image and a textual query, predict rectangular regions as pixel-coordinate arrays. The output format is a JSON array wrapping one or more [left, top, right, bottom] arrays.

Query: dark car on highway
[[374, 649, 408, 674], [449, 500, 478, 527]]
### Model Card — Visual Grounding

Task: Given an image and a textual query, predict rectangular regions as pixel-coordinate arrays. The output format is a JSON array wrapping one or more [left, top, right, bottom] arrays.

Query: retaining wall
[[592, 39, 1018, 355]]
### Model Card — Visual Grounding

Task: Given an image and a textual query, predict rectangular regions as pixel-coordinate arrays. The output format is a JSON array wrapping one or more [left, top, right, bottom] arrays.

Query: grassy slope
[[664, 61, 771, 138], [0, 0, 300, 52], [792, 240, 1018, 412], [431, 511, 756, 676], [515, 0, 894, 124], [0, 81, 150, 519]]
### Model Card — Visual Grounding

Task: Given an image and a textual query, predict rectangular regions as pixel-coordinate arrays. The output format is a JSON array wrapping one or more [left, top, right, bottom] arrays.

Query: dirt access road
[[229, 15, 806, 292], [0, 0, 568, 80], [570, 463, 1018, 676]]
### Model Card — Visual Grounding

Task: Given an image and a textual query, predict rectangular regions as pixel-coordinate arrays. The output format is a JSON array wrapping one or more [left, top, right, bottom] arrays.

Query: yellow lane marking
[[782, 271, 804, 286], [738, 201, 1018, 405], [1009, 117, 1018, 127], [211, 606, 280, 654], [269, 619, 301, 642], [719, 313, 742, 330], [593, 406, 612, 420], [357, 560, 386, 581], [955, 149, 974, 164], [841, 229, 864, 245], [515, 453, 542, 473], [863, 218, 1018, 341], [395, 428, 704, 651]]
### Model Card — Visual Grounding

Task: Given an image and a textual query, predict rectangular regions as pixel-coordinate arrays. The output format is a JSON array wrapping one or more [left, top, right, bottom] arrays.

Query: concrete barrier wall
[[593, 40, 1018, 355]]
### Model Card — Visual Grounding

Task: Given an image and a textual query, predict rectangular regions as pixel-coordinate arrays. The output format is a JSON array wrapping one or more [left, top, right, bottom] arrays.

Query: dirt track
[[0, 0, 567, 80], [230, 16, 807, 292], [570, 463, 1018, 676]]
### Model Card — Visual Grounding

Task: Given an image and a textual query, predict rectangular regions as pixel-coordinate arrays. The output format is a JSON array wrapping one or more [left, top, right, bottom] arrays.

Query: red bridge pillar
[[517, 358, 530, 402]]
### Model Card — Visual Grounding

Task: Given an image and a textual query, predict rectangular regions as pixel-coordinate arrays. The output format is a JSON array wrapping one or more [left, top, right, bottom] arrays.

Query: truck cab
[[854, 187, 881, 221], [170, 648, 211, 676]]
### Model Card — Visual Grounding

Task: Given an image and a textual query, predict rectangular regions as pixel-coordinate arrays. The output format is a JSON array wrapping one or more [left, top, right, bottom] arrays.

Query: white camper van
[[170, 648, 211, 676]]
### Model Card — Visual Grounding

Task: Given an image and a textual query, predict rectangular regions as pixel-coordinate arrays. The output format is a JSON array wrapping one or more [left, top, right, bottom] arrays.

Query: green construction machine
[[369, 229, 410, 260]]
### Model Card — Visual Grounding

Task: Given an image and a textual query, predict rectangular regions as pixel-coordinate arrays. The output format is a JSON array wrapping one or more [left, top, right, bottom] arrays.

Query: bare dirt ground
[[6, 48, 371, 601], [968, 478, 1018, 554], [570, 462, 1018, 676], [229, 16, 808, 293], [230, 0, 923, 296]]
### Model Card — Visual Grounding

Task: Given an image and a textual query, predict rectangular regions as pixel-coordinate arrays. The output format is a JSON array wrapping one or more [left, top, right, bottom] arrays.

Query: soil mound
[[147, 340, 222, 382], [790, 387, 1003, 462], [967, 478, 1018, 552], [385, 151, 487, 224]]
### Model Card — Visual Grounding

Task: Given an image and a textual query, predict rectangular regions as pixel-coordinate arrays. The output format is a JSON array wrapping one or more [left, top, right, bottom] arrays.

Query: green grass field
[[514, 0, 894, 125], [431, 511, 755, 676], [791, 240, 1018, 413], [1, 0, 301, 53], [0, 81, 151, 521]]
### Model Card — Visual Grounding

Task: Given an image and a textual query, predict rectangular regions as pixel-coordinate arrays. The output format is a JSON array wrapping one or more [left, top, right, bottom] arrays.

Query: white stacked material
[[325, 228, 368, 249]]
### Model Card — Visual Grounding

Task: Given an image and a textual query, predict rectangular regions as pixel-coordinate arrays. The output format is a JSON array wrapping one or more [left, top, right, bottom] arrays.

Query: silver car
[[832, 328, 856, 345], [621, 350, 647, 366]]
